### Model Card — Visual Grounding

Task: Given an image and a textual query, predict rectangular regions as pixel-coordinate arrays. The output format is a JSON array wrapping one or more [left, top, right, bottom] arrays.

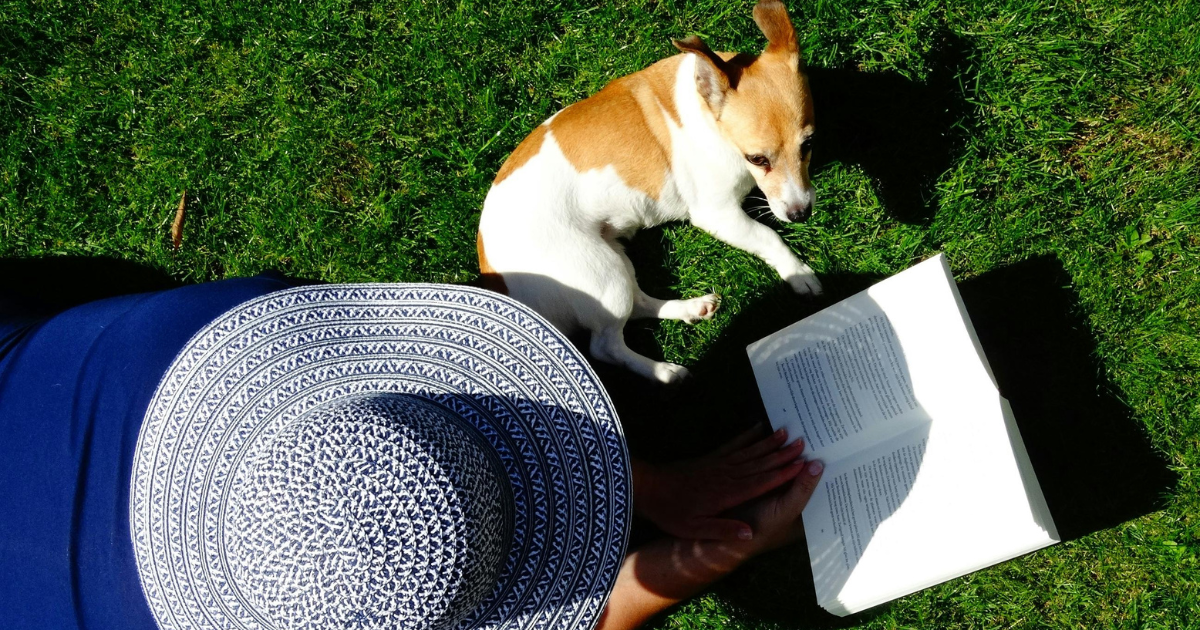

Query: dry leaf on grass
[[171, 191, 186, 250]]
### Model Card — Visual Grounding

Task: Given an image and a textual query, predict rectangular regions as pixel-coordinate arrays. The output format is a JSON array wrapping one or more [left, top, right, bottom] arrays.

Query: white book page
[[747, 255, 996, 461], [746, 284, 927, 464], [807, 387, 1057, 615], [802, 421, 932, 610]]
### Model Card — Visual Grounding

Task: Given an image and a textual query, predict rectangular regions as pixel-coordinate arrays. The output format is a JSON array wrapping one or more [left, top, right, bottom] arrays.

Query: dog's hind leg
[[589, 326, 690, 385], [631, 290, 721, 324], [565, 237, 692, 385]]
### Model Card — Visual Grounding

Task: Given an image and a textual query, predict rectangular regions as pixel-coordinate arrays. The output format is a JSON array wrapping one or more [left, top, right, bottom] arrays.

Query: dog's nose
[[786, 203, 811, 223]]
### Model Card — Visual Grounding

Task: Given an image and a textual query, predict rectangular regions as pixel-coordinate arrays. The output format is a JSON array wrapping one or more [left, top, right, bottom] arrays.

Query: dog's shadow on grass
[[742, 31, 980, 226], [593, 254, 1176, 628]]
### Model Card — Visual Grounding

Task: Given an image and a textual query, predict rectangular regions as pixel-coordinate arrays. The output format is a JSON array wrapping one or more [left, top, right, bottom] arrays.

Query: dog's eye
[[745, 154, 771, 168], [801, 138, 814, 155]]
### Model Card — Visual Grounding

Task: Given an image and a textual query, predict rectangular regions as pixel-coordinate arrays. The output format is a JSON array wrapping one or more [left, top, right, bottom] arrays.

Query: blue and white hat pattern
[[130, 284, 631, 630]]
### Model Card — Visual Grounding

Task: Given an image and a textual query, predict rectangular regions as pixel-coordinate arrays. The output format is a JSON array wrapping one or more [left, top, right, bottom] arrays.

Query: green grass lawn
[[3, 0, 1198, 627]]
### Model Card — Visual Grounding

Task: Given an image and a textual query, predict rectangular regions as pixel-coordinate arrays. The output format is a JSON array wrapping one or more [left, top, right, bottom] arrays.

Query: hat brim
[[130, 284, 631, 630]]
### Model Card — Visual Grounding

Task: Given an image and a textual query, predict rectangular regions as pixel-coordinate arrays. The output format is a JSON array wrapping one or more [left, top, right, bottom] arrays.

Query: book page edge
[[1000, 395, 1061, 542], [831, 535, 1058, 615], [937, 255, 999, 390]]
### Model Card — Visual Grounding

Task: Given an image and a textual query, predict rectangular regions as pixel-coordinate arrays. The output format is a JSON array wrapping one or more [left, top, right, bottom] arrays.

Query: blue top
[[0, 275, 293, 629]]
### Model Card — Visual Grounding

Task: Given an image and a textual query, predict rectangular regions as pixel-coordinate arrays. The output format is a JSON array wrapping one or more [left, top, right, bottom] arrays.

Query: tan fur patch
[[753, 0, 799, 56], [477, 230, 508, 294], [493, 123, 548, 186], [712, 50, 814, 201], [736, 54, 813, 136], [546, 55, 683, 200]]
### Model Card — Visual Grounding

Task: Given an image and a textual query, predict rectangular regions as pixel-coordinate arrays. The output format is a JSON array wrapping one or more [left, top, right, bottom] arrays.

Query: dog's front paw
[[786, 271, 823, 296], [682, 294, 721, 324], [654, 362, 692, 386]]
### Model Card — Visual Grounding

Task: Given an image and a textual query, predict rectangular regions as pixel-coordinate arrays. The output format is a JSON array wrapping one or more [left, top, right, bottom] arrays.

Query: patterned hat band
[[131, 284, 630, 630], [225, 394, 512, 630]]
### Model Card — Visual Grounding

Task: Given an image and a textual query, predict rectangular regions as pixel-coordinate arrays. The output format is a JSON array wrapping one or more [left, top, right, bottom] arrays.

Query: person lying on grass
[[0, 272, 822, 630]]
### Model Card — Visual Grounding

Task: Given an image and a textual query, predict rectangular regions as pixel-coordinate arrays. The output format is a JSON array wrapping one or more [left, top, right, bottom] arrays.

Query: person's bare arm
[[600, 459, 825, 630]]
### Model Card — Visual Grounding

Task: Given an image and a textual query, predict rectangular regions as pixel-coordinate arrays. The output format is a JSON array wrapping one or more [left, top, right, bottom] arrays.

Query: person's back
[[0, 276, 293, 629]]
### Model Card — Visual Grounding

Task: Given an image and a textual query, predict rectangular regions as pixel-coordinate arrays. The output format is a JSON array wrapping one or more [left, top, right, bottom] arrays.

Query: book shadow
[[956, 255, 1177, 541]]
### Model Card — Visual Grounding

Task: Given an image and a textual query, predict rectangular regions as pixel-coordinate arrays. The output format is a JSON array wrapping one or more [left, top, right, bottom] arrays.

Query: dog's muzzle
[[786, 202, 812, 223]]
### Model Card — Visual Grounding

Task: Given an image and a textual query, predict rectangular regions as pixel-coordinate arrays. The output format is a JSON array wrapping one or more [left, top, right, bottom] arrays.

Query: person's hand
[[731, 458, 824, 556], [633, 426, 809, 541]]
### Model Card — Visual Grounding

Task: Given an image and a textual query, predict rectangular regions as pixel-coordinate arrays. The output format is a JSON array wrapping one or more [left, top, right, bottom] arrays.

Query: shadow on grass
[[0, 256, 326, 321], [0, 256, 182, 318], [595, 254, 1175, 628], [800, 31, 979, 225], [589, 271, 880, 461]]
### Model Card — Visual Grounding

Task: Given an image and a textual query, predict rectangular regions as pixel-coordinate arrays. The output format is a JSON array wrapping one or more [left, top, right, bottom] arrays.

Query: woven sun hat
[[129, 284, 630, 630]]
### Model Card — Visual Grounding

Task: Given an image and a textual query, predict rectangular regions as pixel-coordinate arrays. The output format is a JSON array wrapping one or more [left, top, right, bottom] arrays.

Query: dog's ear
[[673, 35, 733, 115], [753, 0, 800, 61]]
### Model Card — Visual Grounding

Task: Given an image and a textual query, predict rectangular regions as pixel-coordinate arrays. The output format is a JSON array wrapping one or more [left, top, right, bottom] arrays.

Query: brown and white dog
[[477, 0, 821, 385]]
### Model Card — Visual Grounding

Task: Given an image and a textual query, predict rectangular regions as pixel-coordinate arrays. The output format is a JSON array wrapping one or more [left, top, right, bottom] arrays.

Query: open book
[[747, 254, 1059, 616]]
